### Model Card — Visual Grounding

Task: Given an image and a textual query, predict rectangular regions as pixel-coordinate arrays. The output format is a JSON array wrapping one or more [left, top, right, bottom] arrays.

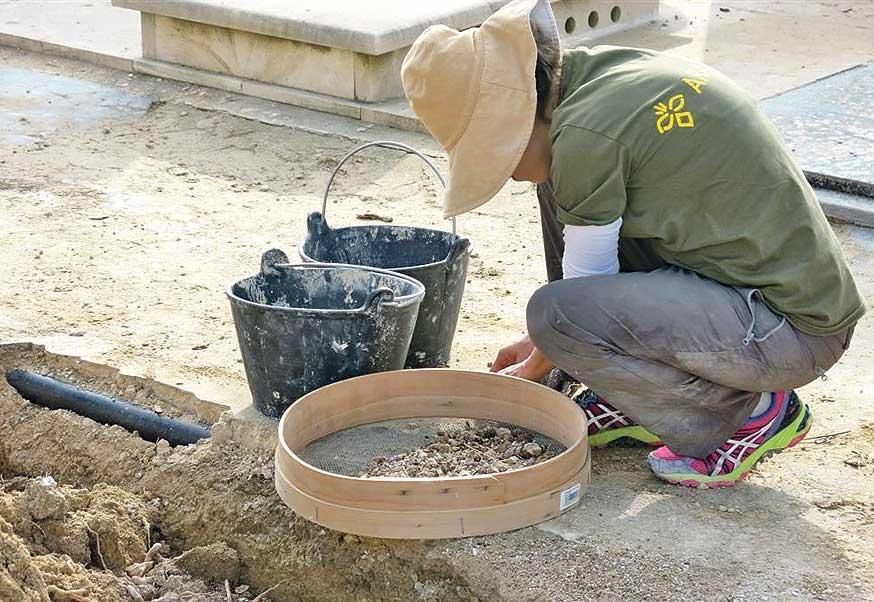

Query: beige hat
[[401, 0, 560, 219]]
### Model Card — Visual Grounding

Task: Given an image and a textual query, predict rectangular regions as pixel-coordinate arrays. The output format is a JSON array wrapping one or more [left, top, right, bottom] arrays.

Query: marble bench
[[113, 0, 658, 106]]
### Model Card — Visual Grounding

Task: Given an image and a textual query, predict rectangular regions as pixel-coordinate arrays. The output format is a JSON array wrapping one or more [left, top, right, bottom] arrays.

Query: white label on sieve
[[559, 483, 581, 511]]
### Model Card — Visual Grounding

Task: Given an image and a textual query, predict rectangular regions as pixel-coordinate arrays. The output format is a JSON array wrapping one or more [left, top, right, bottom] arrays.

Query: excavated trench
[[0, 343, 494, 601]]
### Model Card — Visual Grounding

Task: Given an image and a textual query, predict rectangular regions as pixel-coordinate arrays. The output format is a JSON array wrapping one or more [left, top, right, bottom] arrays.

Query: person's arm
[[536, 181, 566, 282], [561, 218, 622, 278], [497, 219, 622, 380], [495, 126, 627, 381]]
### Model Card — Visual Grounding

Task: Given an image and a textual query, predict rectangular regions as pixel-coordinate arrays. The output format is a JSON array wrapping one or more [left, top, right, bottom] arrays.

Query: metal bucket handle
[[321, 140, 456, 235]]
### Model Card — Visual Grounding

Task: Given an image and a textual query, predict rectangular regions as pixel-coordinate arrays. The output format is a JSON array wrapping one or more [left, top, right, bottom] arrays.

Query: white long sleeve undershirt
[[561, 218, 622, 279]]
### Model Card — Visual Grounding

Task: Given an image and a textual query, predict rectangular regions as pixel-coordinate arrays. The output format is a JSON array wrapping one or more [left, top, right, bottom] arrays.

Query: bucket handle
[[359, 287, 396, 314], [261, 248, 291, 276], [321, 140, 456, 235]]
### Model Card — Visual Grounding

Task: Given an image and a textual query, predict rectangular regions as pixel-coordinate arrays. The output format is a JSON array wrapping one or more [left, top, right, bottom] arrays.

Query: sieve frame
[[275, 369, 589, 539]]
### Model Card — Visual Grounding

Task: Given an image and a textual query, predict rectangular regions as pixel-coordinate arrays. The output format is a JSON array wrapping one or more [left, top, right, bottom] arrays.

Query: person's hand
[[490, 335, 535, 373], [498, 347, 555, 382]]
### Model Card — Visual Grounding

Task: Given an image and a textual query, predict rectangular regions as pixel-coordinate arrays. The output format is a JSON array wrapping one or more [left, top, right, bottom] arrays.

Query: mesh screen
[[298, 417, 566, 477]]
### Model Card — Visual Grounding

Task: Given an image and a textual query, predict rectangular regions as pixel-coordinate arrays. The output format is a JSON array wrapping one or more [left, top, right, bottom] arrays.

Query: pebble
[[363, 424, 560, 478], [521, 443, 543, 458], [125, 585, 146, 602], [126, 561, 154, 578]]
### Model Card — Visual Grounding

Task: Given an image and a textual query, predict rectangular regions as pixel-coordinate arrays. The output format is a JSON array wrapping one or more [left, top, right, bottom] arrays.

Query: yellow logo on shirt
[[653, 93, 694, 135], [682, 76, 708, 94]]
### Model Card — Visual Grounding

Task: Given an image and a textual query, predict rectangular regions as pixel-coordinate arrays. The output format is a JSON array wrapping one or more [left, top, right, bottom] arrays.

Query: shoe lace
[[702, 395, 797, 476], [703, 418, 777, 476], [576, 390, 632, 432]]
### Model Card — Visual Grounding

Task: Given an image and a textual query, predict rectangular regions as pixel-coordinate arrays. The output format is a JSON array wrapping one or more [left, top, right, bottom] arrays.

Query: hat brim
[[440, 0, 540, 219], [443, 80, 537, 219]]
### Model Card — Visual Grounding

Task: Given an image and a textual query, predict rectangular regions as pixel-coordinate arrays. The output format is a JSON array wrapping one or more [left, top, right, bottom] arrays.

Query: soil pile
[[0, 477, 250, 602], [362, 423, 562, 478]]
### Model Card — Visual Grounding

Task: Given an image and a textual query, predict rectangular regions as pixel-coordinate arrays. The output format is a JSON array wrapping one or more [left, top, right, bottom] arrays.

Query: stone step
[[113, 0, 659, 103]]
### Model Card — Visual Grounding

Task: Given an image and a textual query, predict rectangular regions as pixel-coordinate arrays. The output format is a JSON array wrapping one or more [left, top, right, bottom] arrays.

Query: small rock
[[180, 111, 189, 116], [719, 6, 730, 12], [501, 445, 521, 459], [521, 442, 543, 458], [126, 585, 146, 602], [25, 476, 67, 520], [234, 585, 250, 594], [718, 505, 729, 512], [844, 452, 868, 468], [69, 330, 85, 337], [126, 561, 155, 578], [495, 427, 511, 440]]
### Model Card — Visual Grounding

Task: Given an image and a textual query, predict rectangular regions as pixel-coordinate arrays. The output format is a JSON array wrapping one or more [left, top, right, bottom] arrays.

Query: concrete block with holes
[[113, 0, 659, 105]]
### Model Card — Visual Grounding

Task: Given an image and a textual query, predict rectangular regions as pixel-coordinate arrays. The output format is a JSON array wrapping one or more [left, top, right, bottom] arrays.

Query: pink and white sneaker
[[647, 391, 812, 488], [575, 389, 662, 448]]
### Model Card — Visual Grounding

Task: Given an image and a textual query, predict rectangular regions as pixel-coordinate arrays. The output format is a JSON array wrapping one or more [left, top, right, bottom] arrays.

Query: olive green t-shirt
[[550, 46, 865, 336]]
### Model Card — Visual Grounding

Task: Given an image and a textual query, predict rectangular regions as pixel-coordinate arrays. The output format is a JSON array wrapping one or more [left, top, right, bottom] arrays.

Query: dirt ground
[[1, 0, 873, 600], [0, 475, 251, 602]]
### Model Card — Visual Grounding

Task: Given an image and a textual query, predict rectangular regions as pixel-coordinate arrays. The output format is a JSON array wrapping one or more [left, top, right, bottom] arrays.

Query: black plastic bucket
[[300, 141, 471, 368], [227, 249, 425, 418]]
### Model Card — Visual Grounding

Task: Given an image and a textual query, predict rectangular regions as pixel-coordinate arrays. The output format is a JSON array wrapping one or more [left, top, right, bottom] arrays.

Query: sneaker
[[575, 389, 662, 448], [647, 391, 811, 488]]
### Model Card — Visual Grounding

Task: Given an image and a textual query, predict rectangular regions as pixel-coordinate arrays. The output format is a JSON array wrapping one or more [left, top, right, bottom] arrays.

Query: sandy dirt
[[1, 1, 873, 600], [0, 476, 252, 602], [0, 345, 481, 602]]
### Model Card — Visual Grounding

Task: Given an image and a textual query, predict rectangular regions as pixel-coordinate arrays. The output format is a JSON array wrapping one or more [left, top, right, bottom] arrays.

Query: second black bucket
[[227, 249, 425, 418], [300, 141, 471, 368]]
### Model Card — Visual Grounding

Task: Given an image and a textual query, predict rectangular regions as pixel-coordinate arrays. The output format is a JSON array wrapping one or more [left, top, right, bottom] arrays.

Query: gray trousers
[[531, 183, 853, 457]]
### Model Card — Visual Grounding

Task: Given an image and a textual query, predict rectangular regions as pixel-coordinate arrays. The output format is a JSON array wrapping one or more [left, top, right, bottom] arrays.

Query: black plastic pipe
[[6, 369, 211, 446]]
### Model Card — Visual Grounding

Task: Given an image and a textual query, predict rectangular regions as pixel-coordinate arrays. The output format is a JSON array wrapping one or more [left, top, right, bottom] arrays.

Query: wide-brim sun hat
[[401, 0, 561, 219]]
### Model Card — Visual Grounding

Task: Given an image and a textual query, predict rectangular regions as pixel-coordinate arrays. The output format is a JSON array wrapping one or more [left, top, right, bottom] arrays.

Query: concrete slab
[[0, 66, 153, 145], [815, 188, 874, 229], [762, 64, 874, 197], [118, 0, 658, 102], [0, 0, 138, 59], [113, 0, 507, 56]]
